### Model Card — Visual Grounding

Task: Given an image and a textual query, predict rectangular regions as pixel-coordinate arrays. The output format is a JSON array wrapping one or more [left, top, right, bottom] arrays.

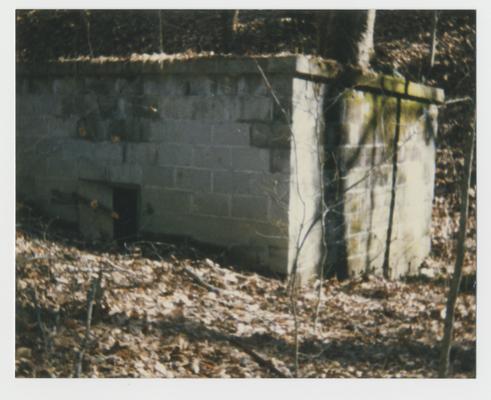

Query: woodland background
[[15, 10, 476, 378]]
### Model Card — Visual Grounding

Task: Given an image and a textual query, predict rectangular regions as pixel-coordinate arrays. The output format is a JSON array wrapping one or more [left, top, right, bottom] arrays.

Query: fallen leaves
[[14, 205, 476, 378]]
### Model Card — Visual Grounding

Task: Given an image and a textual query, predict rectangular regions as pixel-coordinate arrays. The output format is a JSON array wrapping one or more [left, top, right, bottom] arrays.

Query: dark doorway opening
[[113, 186, 139, 243]]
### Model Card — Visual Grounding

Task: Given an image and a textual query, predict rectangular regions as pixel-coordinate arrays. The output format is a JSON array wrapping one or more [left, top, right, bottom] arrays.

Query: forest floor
[[15, 193, 476, 378], [14, 9, 477, 379]]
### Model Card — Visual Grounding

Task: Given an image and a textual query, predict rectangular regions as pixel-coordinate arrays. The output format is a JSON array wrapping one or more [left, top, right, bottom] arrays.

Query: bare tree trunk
[[357, 10, 377, 71], [438, 125, 475, 378], [81, 10, 94, 58], [430, 11, 439, 69], [222, 10, 239, 53], [317, 10, 376, 71], [233, 10, 240, 32], [158, 10, 164, 53]]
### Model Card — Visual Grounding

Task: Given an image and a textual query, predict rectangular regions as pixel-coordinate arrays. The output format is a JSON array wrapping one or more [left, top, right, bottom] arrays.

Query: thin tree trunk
[[232, 10, 240, 32], [75, 270, 102, 377], [438, 126, 476, 378], [81, 11, 94, 58], [422, 10, 439, 82], [356, 10, 377, 71], [222, 10, 238, 53], [430, 11, 439, 69], [158, 10, 164, 53]]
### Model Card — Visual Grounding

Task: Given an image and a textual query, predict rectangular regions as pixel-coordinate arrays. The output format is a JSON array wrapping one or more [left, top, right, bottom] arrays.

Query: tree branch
[[229, 337, 292, 378], [182, 265, 222, 294]]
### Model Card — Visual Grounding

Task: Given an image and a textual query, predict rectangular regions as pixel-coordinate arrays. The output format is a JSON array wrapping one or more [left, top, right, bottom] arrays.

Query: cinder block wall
[[16, 55, 443, 281], [16, 56, 298, 273], [323, 77, 443, 279]]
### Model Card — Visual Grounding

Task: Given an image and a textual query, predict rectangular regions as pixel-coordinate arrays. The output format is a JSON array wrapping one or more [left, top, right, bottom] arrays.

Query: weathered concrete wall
[[323, 77, 442, 280], [16, 56, 298, 273], [16, 55, 443, 281], [288, 70, 326, 280]]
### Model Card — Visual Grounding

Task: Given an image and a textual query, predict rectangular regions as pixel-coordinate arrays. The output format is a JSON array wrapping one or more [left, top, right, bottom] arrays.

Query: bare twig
[[229, 337, 291, 378], [290, 285, 300, 377], [183, 265, 221, 294], [254, 62, 307, 282], [75, 269, 102, 377], [382, 96, 402, 278], [255, 60, 305, 377], [43, 217, 58, 241], [130, 240, 222, 293], [444, 96, 473, 105], [299, 342, 333, 360], [31, 286, 50, 354], [25, 254, 56, 263], [132, 240, 176, 255], [102, 259, 140, 277]]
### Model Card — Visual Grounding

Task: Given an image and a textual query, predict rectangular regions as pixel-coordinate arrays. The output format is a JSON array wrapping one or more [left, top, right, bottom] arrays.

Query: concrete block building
[[16, 55, 443, 281]]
